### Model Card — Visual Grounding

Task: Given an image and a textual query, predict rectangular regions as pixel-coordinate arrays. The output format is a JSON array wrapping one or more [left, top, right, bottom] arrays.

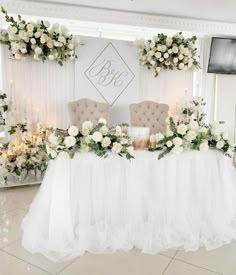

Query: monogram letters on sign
[[84, 43, 135, 106]]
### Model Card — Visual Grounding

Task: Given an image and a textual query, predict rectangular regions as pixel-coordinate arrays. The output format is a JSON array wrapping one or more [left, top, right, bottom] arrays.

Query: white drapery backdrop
[[1, 36, 195, 128]]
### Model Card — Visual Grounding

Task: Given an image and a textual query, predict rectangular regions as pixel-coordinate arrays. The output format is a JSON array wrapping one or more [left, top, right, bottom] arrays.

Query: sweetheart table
[[22, 150, 236, 261]]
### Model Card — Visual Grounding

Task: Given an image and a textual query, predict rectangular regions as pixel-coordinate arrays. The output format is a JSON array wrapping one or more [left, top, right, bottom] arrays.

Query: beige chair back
[[130, 101, 169, 134], [68, 98, 109, 128]]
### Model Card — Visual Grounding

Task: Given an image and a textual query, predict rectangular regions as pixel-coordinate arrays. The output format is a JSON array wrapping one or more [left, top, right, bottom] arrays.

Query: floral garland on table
[[0, 7, 77, 65], [47, 118, 134, 160], [135, 32, 200, 77], [149, 97, 236, 159]]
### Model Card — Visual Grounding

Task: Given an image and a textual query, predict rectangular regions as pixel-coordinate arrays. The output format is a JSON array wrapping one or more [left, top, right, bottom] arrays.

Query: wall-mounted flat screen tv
[[208, 37, 236, 74]]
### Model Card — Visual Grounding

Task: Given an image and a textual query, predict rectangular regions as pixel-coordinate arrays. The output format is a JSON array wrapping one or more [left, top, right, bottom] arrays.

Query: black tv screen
[[208, 37, 236, 74]]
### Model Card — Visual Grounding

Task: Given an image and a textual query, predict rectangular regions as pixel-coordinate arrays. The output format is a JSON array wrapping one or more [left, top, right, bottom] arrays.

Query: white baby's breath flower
[[112, 142, 123, 154], [64, 136, 76, 148], [92, 131, 103, 143], [68, 125, 79, 137], [101, 137, 111, 148]]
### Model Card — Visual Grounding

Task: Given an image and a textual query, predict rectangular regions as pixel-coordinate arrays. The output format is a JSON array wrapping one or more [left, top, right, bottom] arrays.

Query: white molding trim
[[1, 0, 236, 36]]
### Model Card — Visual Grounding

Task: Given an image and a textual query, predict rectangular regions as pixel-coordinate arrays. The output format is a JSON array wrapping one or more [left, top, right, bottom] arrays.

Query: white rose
[[48, 55, 54, 60], [216, 140, 225, 149], [172, 46, 178, 53], [161, 45, 167, 52], [172, 146, 184, 154], [68, 43, 74, 50], [199, 142, 209, 152], [30, 38, 36, 44], [50, 150, 57, 159], [34, 31, 42, 38], [177, 123, 188, 135], [168, 49, 172, 54], [173, 57, 178, 64], [166, 129, 174, 137], [228, 139, 235, 147], [185, 130, 197, 141], [21, 48, 27, 54], [98, 118, 107, 125], [47, 41, 54, 48], [155, 133, 164, 142], [178, 54, 184, 60], [223, 133, 229, 140], [44, 21, 50, 28], [115, 125, 122, 135], [27, 24, 34, 32], [92, 131, 103, 143], [100, 126, 109, 135], [199, 127, 208, 134], [159, 57, 164, 62], [155, 52, 161, 58], [84, 135, 92, 144], [112, 142, 123, 154], [101, 137, 111, 148], [164, 53, 169, 59], [227, 148, 234, 157], [189, 121, 199, 131], [59, 151, 70, 159], [166, 140, 173, 147], [157, 45, 162, 51], [82, 121, 93, 130], [81, 127, 90, 136], [173, 137, 183, 146], [64, 136, 76, 148], [178, 62, 184, 69], [127, 146, 134, 154], [68, 125, 79, 137], [156, 67, 161, 73], [35, 47, 42, 55]]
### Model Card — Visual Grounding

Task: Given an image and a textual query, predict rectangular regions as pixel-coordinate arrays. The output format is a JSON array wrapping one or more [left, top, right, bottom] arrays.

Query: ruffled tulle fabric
[[22, 150, 236, 261]]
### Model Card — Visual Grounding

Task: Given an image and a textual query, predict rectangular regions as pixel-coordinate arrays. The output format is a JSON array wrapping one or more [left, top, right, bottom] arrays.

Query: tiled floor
[[0, 186, 235, 275]]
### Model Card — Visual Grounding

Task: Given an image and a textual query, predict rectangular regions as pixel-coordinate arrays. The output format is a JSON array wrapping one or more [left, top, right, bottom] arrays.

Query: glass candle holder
[[127, 127, 150, 150]]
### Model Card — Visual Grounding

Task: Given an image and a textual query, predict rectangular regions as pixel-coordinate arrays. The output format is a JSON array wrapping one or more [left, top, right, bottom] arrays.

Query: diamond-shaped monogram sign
[[84, 43, 135, 106]]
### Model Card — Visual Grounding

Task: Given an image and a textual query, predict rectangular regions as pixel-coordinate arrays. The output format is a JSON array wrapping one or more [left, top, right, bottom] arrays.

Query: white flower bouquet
[[0, 124, 49, 184], [135, 32, 200, 77], [47, 118, 134, 160], [0, 7, 77, 65], [149, 97, 236, 159]]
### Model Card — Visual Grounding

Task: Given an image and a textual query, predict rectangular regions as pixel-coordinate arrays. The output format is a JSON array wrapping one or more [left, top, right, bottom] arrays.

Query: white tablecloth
[[22, 150, 236, 261]]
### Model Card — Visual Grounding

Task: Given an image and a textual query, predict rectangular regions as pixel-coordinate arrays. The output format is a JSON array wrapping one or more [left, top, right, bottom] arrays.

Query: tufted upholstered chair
[[68, 98, 109, 128], [129, 101, 169, 134]]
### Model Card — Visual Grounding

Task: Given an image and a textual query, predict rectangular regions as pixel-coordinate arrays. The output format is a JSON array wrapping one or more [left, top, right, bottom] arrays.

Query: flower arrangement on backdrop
[[0, 90, 10, 126], [135, 32, 200, 77], [149, 97, 236, 159], [0, 7, 78, 65], [47, 118, 134, 160]]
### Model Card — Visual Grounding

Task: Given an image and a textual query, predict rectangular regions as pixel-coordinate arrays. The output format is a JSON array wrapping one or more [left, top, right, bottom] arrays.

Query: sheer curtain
[[193, 37, 215, 122]]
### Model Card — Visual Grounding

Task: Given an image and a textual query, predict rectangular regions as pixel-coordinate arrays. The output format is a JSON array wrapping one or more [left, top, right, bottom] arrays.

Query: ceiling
[[35, 0, 236, 23]]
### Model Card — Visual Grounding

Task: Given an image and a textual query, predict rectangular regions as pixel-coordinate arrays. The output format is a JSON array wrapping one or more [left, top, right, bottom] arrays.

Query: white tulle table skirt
[[22, 150, 236, 261]]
